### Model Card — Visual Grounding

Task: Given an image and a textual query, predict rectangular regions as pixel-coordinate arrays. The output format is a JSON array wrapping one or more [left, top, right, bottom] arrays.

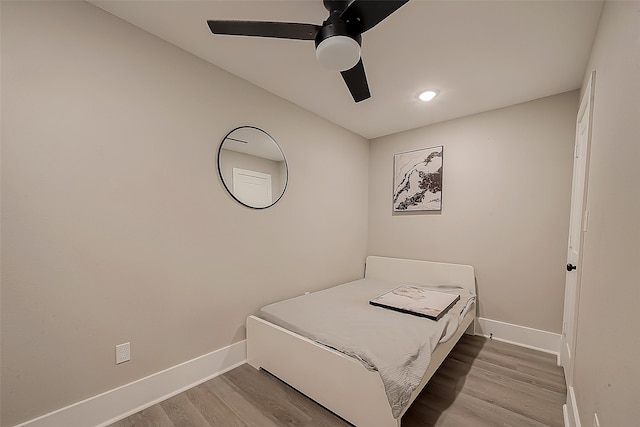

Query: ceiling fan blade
[[340, 59, 371, 103], [340, 0, 409, 34], [207, 20, 320, 40]]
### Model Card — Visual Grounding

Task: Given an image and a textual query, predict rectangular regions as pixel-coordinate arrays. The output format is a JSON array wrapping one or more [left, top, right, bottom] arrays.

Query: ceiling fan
[[207, 0, 409, 103]]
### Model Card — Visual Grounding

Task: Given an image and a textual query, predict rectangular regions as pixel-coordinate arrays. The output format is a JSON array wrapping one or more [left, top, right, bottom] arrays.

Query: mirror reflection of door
[[232, 168, 272, 207], [217, 126, 288, 209]]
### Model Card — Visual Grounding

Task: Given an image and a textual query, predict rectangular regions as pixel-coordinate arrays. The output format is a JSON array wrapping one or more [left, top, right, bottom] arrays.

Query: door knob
[[567, 263, 577, 271]]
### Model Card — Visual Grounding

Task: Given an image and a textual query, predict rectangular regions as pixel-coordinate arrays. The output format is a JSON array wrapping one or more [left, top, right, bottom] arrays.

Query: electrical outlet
[[593, 413, 600, 427], [115, 342, 130, 364]]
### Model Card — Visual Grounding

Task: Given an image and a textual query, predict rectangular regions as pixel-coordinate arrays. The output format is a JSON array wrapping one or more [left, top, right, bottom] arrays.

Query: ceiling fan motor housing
[[314, 13, 362, 71]]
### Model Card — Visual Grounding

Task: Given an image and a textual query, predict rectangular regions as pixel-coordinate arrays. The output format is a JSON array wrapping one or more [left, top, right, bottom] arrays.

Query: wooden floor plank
[[160, 393, 212, 427], [108, 405, 174, 427], [440, 355, 566, 404], [240, 366, 351, 427], [457, 366, 564, 427], [417, 389, 548, 427], [205, 375, 282, 427], [223, 364, 313, 426], [108, 334, 566, 427], [456, 338, 563, 379], [185, 384, 248, 427], [447, 351, 566, 394]]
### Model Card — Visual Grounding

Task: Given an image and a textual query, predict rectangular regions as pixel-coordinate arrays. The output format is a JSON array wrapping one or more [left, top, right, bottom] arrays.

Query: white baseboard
[[564, 386, 581, 427], [15, 340, 247, 427], [475, 317, 561, 356]]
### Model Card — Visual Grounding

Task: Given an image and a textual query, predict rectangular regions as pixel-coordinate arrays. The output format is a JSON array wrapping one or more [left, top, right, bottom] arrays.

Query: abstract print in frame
[[393, 146, 443, 212]]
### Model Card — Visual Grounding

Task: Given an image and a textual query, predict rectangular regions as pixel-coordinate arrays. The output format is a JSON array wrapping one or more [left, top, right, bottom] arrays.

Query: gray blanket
[[259, 278, 475, 418]]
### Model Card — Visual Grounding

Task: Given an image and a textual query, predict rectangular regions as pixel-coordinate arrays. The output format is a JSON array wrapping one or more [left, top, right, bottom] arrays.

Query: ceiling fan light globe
[[316, 35, 361, 71]]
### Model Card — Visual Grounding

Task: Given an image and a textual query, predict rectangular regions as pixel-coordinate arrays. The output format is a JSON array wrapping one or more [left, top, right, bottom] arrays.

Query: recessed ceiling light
[[418, 90, 438, 102]]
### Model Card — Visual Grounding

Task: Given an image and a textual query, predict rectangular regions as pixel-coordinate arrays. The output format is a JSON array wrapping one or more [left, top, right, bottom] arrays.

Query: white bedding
[[259, 278, 476, 418]]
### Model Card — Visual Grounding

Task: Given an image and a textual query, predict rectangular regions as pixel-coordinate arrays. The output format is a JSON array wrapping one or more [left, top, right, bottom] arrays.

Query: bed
[[246, 256, 476, 427]]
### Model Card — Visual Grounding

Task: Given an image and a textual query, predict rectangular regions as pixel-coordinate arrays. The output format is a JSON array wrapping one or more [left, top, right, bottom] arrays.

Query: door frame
[[561, 71, 595, 427]]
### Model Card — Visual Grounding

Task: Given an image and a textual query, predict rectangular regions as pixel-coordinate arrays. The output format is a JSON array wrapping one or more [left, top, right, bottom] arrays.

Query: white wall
[[368, 92, 578, 334], [0, 2, 369, 425], [572, 1, 640, 425]]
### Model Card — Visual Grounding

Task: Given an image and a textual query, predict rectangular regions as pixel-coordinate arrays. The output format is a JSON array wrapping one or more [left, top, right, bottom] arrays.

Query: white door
[[233, 168, 272, 208], [561, 72, 595, 385]]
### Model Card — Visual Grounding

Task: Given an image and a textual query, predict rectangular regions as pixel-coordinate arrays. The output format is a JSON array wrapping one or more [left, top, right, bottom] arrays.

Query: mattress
[[259, 278, 476, 418]]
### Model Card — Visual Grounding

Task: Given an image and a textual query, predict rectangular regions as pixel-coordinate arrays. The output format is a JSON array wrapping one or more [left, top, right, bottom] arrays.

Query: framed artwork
[[393, 146, 443, 212]]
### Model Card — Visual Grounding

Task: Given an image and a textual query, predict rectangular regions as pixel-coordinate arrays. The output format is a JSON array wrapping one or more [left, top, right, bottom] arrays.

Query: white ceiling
[[90, 0, 603, 139]]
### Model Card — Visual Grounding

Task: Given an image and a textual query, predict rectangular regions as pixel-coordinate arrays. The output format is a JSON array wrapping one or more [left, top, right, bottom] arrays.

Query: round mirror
[[217, 126, 288, 209]]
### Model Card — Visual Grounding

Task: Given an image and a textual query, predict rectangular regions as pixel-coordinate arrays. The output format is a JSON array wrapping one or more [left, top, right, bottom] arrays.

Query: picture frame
[[393, 146, 443, 212]]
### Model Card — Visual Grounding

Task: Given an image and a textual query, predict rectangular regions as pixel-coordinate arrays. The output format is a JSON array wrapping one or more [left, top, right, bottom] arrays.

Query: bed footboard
[[247, 309, 475, 426], [247, 315, 400, 427]]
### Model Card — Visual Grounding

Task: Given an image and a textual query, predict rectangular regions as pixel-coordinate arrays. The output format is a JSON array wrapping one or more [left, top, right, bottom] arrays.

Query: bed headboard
[[365, 256, 476, 294]]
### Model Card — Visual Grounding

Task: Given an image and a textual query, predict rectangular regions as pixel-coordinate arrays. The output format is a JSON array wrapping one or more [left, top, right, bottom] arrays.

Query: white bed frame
[[246, 256, 476, 427]]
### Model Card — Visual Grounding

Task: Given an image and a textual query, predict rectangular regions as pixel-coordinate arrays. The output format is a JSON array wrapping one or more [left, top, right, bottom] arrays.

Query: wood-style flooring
[[109, 334, 566, 427]]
